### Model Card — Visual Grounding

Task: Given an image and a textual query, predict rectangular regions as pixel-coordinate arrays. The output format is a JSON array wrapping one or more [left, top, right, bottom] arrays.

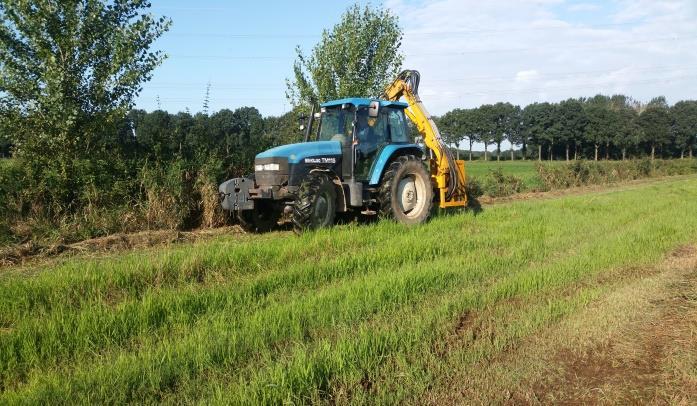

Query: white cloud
[[385, 0, 697, 116], [568, 3, 601, 12], [515, 70, 540, 84]]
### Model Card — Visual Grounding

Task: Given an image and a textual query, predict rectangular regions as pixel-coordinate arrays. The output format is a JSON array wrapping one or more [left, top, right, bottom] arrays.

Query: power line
[[144, 74, 697, 104], [141, 63, 697, 90], [428, 64, 697, 85], [167, 34, 697, 60], [410, 35, 697, 57], [446, 73, 697, 98], [166, 19, 686, 39]]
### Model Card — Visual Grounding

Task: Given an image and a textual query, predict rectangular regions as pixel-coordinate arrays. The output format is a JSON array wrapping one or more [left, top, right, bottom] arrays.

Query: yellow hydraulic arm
[[382, 70, 467, 208]]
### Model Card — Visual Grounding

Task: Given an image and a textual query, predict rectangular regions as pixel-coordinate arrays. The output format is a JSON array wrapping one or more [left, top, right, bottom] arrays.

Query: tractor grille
[[254, 157, 289, 186]]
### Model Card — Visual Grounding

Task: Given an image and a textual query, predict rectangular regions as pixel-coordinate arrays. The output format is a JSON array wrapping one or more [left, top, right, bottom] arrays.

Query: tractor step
[[361, 209, 377, 215]]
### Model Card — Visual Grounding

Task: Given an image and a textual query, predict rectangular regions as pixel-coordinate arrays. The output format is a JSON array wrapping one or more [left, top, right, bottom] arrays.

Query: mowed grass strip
[[0, 190, 628, 390], [465, 160, 545, 189], [2, 176, 697, 403]]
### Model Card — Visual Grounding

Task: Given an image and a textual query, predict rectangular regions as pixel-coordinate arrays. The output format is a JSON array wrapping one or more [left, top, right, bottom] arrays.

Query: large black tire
[[379, 155, 433, 225], [237, 200, 280, 233], [292, 172, 337, 233]]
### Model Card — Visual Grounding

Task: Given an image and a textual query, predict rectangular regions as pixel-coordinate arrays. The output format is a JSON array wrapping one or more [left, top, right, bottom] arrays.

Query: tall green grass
[[467, 158, 697, 197], [2, 176, 697, 403], [466, 160, 544, 191]]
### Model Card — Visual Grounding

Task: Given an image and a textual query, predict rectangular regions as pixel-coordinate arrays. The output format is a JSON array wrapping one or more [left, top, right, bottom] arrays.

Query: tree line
[[437, 96, 697, 162], [120, 107, 300, 175], [2, 0, 696, 244]]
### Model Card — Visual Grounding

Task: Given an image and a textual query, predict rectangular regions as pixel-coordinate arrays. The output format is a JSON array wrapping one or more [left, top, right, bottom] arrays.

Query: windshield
[[318, 108, 353, 142]]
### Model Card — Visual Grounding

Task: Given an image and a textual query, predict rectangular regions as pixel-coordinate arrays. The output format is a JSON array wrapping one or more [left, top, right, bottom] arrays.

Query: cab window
[[387, 108, 409, 142], [318, 108, 352, 142]]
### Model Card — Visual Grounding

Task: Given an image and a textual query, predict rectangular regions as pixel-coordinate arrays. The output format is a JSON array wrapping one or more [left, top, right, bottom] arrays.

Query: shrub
[[480, 168, 523, 198], [465, 176, 483, 200], [0, 159, 22, 244], [536, 159, 697, 190]]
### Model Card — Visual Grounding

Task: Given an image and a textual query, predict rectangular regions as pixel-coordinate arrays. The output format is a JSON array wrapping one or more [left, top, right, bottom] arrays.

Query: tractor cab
[[315, 98, 413, 182]]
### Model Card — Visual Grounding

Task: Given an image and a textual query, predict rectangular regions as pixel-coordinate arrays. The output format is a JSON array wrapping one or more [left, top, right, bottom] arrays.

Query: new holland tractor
[[219, 70, 468, 233]]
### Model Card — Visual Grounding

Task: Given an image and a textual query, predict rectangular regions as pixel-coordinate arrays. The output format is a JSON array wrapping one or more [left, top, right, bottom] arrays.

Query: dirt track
[[424, 244, 697, 404], [529, 245, 697, 404]]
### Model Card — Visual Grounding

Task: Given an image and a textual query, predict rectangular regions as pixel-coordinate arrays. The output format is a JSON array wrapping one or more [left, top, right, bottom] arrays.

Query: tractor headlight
[[255, 163, 279, 171]]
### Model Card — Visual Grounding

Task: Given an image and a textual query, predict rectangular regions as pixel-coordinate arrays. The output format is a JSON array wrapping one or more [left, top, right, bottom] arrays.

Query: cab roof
[[320, 98, 408, 109]]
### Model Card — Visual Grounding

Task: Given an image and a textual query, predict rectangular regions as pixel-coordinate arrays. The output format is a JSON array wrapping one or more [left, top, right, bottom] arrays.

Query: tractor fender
[[367, 144, 424, 186], [308, 168, 348, 213]]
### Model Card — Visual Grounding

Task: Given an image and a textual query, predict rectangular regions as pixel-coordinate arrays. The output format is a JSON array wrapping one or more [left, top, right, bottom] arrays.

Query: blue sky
[[139, 1, 366, 115], [137, 0, 697, 120]]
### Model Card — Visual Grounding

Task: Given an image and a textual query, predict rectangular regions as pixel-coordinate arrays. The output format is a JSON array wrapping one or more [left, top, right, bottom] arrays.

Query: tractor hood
[[256, 141, 342, 164]]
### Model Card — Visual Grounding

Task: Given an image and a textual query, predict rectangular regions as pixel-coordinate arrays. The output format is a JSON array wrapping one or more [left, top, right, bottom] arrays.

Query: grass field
[[1, 175, 697, 403], [465, 159, 547, 190]]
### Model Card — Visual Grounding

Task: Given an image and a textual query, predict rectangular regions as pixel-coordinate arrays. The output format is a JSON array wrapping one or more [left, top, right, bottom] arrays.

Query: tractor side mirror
[[368, 101, 380, 118]]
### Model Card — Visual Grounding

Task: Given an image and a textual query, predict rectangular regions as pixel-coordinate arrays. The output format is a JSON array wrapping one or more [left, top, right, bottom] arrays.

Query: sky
[[138, 0, 697, 120]]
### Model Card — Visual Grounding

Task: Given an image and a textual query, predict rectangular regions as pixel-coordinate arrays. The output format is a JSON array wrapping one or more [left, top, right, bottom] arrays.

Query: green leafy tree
[[287, 3, 403, 106], [522, 103, 555, 161], [0, 100, 13, 157], [263, 109, 305, 147], [137, 110, 173, 160], [490, 102, 517, 161], [460, 109, 481, 161], [541, 104, 561, 161], [0, 0, 170, 209], [610, 95, 640, 160], [556, 99, 587, 161], [672, 100, 697, 159], [639, 97, 672, 160], [0, 135, 10, 157], [437, 109, 464, 159], [505, 105, 522, 160], [476, 104, 497, 161], [171, 111, 195, 158], [584, 95, 616, 161]]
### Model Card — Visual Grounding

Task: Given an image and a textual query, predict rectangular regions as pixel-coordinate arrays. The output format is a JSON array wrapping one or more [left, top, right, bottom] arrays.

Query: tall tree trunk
[[651, 144, 655, 161], [565, 144, 570, 161], [538, 144, 542, 162], [484, 144, 488, 161], [469, 139, 473, 161], [522, 142, 527, 160], [681, 150, 685, 159], [510, 147, 515, 161], [622, 148, 626, 160], [594, 144, 599, 161], [574, 144, 578, 160], [605, 142, 610, 160], [549, 141, 554, 161], [455, 144, 459, 160], [497, 142, 501, 161]]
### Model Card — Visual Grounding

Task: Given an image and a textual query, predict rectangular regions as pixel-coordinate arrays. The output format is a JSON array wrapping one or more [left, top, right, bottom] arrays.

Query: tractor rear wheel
[[379, 155, 433, 225], [292, 172, 337, 233], [237, 200, 280, 233]]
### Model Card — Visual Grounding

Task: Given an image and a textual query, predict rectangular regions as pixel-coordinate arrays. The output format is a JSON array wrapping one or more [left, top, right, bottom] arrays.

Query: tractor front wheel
[[379, 155, 433, 225], [292, 172, 337, 233], [237, 200, 280, 233]]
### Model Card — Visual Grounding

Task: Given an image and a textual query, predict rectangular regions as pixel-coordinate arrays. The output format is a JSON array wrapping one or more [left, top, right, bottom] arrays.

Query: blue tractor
[[219, 71, 467, 233]]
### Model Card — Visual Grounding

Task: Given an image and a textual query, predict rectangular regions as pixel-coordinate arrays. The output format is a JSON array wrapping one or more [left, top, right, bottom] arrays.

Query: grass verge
[[1, 175, 697, 403]]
